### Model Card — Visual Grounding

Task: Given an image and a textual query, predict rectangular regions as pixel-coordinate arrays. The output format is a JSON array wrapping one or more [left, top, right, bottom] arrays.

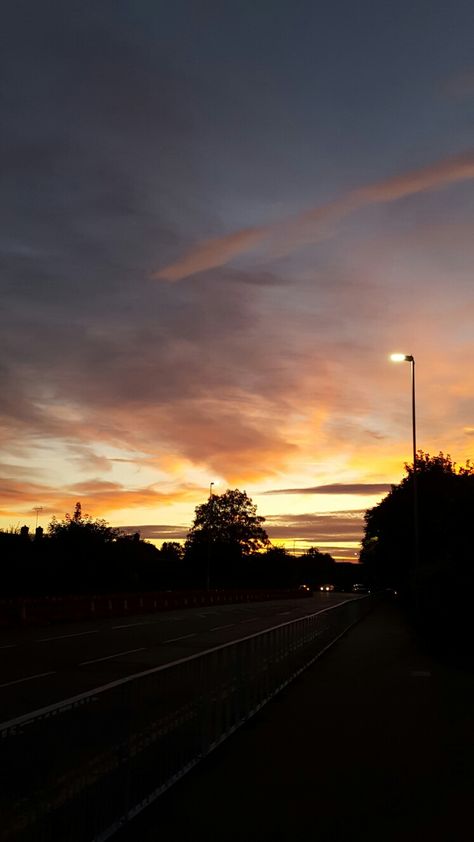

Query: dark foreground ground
[[117, 600, 474, 842]]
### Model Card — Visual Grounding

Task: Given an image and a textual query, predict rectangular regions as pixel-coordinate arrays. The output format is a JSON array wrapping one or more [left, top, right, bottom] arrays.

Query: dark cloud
[[1, 6, 304, 475], [124, 509, 366, 549], [263, 483, 391, 495], [121, 524, 188, 541], [264, 510, 365, 543]]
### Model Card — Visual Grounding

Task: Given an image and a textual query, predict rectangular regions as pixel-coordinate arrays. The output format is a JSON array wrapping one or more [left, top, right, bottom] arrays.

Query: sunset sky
[[1, 1, 473, 560]]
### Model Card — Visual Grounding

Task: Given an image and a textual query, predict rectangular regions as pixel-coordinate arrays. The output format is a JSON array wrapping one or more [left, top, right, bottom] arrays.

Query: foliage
[[48, 502, 120, 545], [186, 489, 270, 556], [0, 503, 166, 596], [299, 547, 336, 586], [361, 451, 474, 598], [0, 493, 354, 596], [160, 542, 185, 562]]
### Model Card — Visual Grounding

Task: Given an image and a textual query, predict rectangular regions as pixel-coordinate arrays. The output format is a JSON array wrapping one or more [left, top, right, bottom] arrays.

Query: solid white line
[[0, 644, 17, 650], [0, 671, 56, 689], [162, 634, 196, 644], [209, 624, 235, 631], [37, 629, 99, 643], [80, 648, 145, 666]]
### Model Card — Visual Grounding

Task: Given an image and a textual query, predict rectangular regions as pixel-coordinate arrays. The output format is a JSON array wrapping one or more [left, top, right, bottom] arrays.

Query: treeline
[[0, 497, 357, 597], [360, 452, 474, 648]]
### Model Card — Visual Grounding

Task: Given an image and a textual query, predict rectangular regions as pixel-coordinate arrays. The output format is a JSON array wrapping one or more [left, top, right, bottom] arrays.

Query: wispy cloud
[[121, 523, 189, 541], [155, 150, 474, 281], [264, 511, 365, 543], [263, 483, 391, 495]]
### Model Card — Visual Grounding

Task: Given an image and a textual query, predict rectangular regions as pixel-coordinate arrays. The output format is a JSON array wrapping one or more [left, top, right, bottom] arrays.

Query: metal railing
[[0, 595, 373, 842]]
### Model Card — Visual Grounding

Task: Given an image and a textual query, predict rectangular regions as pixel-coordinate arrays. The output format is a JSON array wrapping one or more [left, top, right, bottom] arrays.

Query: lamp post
[[206, 482, 215, 591], [390, 353, 419, 587]]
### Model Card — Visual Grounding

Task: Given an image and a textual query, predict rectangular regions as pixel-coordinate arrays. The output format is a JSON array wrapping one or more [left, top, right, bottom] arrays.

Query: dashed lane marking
[[209, 624, 235, 631], [37, 629, 100, 643], [80, 648, 146, 666], [112, 622, 145, 630], [162, 634, 196, 644], [0, 671, 56, 689]]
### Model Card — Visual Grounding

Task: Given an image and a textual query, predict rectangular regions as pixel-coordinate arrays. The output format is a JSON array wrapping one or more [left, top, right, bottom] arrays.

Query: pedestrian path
[[117, 601, 474, 841]]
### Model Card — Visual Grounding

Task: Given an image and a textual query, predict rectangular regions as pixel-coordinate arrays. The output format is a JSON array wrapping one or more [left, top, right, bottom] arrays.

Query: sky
[[1, 0, 473, 560]]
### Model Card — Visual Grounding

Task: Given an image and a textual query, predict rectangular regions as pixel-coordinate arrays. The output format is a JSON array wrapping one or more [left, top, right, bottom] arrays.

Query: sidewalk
[[117, 602, 474, 841]]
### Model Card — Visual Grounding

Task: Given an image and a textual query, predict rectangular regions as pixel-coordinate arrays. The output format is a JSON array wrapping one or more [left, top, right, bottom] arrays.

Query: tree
[[160, 541, 185, 563], [47, 502, 123, 592], [186, 489, 269, 555], [298, 547, 336, 587], [48, 502, 120, 545], [254, 546, 295, 588], [158, 542, 185, 589], [360, 452, 474, 638], [185, 489, 270, 587]]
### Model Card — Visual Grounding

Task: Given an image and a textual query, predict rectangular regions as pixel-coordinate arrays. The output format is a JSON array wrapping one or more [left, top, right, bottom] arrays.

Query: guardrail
[[0, 595, 374, 842]]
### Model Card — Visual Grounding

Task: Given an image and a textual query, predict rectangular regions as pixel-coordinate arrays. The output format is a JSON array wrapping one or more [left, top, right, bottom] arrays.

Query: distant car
[[319, 584, 335, 592], [352, 583, 371, 594], [298, 584, 312, 593]]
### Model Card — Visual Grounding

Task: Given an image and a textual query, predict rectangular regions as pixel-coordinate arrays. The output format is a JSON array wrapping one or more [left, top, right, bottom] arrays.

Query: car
[[319, 584, 335, 592], [298, 584, 312, 593], [352, 583, 371, 594]]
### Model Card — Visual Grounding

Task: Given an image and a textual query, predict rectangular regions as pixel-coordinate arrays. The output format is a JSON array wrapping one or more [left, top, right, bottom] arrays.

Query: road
[[114, 601, 474, 842], [0, 593, 355, 723]]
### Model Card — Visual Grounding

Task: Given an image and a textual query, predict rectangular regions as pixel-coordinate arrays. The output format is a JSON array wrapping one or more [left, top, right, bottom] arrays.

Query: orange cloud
[[153, 227, 269, 282], [155, 150, 474, 280], [0, 477, 195, 523]]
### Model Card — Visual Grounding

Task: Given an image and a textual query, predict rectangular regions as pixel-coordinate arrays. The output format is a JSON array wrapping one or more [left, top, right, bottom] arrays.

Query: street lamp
[[390, 353, 419, 584], [206, 482, 215, 590]]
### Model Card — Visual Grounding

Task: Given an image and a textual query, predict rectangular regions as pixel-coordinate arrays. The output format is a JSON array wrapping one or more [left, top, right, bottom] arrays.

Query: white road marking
[[162, 634, 196, 644], [209, 624, 235, 631], [0, 644, 17, 650], [1, 596, 362, 732], [80, 648, 146, 666], [0, 671, 56, 689], [112, 622, 145, 629], [37, 630, 99, 643], [277, 611, 292, 616]]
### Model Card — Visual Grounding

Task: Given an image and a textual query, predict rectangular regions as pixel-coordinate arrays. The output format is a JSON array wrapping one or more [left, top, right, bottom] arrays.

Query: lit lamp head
[[390, 353, 414, 363]]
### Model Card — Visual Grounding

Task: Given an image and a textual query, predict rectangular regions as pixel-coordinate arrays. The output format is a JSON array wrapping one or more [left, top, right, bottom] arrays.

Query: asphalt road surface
[[0, 593, 356, 723]]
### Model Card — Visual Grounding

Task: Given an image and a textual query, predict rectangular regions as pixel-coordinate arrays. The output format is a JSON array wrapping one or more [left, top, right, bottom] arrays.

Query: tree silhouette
[[186, 489, 269, 555], [360, 452, 474, 639], [298, 547, 336, 587], [185, 489, 269, 587], [48, 502, 120, 545]]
